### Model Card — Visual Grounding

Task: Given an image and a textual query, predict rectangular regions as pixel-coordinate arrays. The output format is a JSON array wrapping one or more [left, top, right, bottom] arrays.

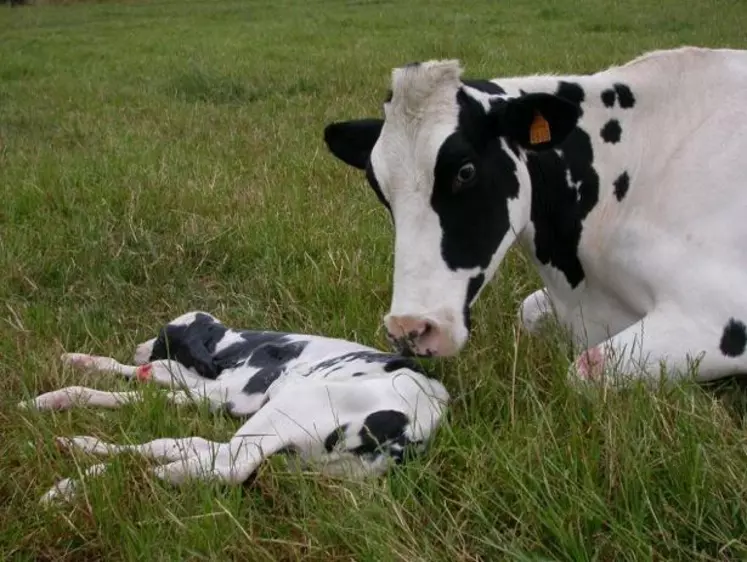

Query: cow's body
[[511, 47, 747, 381], [323, 47, 747, 384], [21, 311, 449, 505]]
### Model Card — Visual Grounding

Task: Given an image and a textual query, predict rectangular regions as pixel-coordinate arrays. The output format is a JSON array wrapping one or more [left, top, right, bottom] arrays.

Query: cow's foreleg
[[519, 288, 556, 334], [568, 307, 747, 385]]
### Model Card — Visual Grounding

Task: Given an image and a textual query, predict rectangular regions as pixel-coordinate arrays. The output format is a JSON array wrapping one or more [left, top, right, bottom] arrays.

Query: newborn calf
[[20, 311, 450, 505]]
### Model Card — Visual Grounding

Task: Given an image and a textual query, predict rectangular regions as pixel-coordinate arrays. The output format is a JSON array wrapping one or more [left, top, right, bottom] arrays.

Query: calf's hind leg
[[153, 379, 405, 486]]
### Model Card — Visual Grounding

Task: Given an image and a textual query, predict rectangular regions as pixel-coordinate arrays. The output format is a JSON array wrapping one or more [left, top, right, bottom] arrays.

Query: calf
[[323, 46, 747, 385], [20, 311, 449, 505]]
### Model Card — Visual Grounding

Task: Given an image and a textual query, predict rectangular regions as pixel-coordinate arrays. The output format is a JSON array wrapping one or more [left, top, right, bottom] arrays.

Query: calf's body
[[21, 312, 448, 504], [324, 46, 747, 384]]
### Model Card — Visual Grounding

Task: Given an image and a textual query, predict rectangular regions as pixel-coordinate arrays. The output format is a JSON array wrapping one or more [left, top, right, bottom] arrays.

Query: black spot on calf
[[309, 351, 425, 377], [246, 339, 308, 369], [351, 410, 410, 462], [613, 172, 630, 201], [720, 319, 747, 357], [324, 424, 349, 452], [149, 313, 229, 379], [242, 366, 284, 395], [601, 120, 622, 144]]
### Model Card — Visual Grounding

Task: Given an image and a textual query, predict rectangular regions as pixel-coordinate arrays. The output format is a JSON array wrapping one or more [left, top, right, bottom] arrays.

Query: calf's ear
[[323, 118, 384, 170], [489, 93, 581, 150]]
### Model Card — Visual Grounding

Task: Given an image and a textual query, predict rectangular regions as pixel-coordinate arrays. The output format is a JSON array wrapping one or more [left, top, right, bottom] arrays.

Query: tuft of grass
[[2, 0, 747, 560]]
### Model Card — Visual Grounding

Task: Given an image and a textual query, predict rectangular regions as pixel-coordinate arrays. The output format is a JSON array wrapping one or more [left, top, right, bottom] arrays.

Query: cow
[[323, 46, 747, 385], [19, 311, 449, 505]]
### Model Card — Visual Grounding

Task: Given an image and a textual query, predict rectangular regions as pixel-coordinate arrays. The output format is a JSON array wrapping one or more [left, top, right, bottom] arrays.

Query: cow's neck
[[497, 73, 648, 291]]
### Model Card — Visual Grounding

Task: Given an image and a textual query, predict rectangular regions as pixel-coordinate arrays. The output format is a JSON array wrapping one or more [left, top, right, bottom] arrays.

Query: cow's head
[[324, 60, 580, 356]]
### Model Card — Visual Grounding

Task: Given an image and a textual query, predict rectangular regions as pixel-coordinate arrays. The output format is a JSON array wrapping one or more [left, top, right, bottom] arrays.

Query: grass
[[2, 0, 747, 559]]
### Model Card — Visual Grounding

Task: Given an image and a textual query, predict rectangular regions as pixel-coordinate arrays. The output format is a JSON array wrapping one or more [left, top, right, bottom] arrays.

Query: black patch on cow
[[309, 351, 426, 376], [555, 81, 585, 116], [600, 83, 635, 109], [242, 366, 284, 395], [366, 160, 391, 213], [462, 79, 505, 95], [431, 90, 520, 272], [524, 81, 598, 289], [601, 119, 622, 143], [613, 172, 630, 201], [384, 89, 393, 103], [246, 339, 307, 369], [149, 313, 229, 379], [466, 272, 485, 304], [382, 357, 419, 373], [463, 272, 486, 333], [404, 61, 421, 68], [351, 410, 410, 463], [614, 83, 635, 108], [601, 88, 616, 108], [720, 319, 747, 357], [324, 424, 349, 452]]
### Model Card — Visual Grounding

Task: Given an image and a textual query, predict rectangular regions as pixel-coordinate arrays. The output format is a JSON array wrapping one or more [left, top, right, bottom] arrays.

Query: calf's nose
[[384, 314, 442, 356]]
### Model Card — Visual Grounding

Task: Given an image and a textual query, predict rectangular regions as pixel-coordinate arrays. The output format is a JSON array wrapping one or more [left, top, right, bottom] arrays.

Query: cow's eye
[[453, 162, 477, 191]]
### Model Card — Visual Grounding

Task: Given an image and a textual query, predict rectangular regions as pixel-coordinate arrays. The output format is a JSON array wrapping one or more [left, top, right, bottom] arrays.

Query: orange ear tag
[[529, 112, 551, 145]]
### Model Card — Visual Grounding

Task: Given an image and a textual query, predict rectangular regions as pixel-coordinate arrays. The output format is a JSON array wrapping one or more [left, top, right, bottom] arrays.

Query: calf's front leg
[[40, 437, 221, 505], [570, 306, 747, 385], [62, 353, 206, 388]]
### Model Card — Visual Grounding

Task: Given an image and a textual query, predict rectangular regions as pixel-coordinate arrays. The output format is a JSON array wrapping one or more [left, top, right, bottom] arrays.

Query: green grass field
[[3, 0, 747, 559]]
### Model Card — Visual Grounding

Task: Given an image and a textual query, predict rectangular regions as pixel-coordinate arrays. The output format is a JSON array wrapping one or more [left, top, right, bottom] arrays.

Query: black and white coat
[[324, 46, 747, 385], [21, 311, 449, 505]]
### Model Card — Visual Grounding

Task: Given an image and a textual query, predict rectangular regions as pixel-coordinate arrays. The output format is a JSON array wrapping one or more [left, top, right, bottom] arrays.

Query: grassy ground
[[2, 0, 747, 559]]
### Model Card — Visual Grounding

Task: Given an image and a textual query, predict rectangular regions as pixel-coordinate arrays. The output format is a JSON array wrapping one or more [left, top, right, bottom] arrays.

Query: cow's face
[[324, 61, 579, 356]]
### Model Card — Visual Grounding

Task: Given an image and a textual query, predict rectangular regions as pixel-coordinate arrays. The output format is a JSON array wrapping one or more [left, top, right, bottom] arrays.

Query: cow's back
[[574, 48, 747, 299]]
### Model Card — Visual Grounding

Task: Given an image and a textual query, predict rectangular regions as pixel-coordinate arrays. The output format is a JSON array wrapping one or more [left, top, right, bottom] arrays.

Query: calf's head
[[324, 60, 580, 356]]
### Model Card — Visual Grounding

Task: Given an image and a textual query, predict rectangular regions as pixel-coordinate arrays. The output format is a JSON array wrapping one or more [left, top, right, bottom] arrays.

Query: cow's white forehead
[[372, 60, 468, 199], [386, 60, 464, 124]]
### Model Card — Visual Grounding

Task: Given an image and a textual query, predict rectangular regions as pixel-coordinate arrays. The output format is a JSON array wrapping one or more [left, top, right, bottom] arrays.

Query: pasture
[[2, 0, 747, 559]]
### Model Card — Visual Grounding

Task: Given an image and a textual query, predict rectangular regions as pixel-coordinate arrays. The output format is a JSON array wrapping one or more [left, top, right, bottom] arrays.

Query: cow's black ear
[[489, 93, 580, 150], [323, 118, 384, 170]]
